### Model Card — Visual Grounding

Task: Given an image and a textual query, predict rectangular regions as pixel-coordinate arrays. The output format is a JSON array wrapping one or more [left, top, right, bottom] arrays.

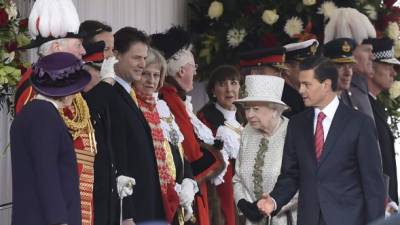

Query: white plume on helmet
[[28, 0, 80, 39], [324, 7, 376, 44]]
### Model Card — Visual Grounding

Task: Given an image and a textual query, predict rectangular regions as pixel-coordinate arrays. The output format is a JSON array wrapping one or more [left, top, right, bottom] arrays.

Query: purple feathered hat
[[30, 52, 91, 97]]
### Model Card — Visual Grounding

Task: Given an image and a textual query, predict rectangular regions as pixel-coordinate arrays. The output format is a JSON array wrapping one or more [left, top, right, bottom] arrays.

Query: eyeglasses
[[188, 63, 198, 70]]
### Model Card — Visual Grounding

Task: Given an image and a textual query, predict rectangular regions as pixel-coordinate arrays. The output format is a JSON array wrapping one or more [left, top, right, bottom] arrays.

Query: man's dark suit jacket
[[369, 214, 400, 225], [10, 100, 81, 225], [270, 101, 385, 225], [84, 82, 118, 225], [85, 82, 164, 224], [369, 95, 398, 204]]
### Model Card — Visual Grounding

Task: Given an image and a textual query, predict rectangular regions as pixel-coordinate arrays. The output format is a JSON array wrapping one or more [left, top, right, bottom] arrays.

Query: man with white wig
[[324, 7, 376, 120], [153, 26, 225, 225], [15, 0, 86, 113]]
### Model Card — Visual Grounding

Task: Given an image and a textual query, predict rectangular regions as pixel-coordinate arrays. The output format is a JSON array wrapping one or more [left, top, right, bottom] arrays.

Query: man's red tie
[[315, 112, 326, 161]]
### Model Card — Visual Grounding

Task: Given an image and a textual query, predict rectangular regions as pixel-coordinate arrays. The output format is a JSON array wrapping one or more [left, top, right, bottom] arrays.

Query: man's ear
[[176, 66, 185, 78], [324, 79, 332, 90], [51, 41, 62, 52], [114, 50, 120, 60]]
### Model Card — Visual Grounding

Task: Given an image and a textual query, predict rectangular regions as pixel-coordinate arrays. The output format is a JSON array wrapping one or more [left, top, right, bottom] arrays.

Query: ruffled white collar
[[215, 103, 237, 121], [154, 93, 184, 145], [184, 96, 215, 145]]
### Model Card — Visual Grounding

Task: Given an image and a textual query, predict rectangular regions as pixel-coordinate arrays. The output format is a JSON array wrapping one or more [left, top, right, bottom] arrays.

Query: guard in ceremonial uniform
[[367, 38, 400, 206], [14, 0, 86, 114], [14, 1, 98, 224], [324, 38, 358, 110], [283, 39, 319, 117], [239, 47, 304, 117], [324, 7, 376, 120], [10, 52, 91, 225]]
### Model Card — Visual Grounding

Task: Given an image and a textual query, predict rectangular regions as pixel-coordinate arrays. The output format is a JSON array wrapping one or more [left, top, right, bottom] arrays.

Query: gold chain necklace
[[58, 93, 96, 153], [59, 93, 90, 138]]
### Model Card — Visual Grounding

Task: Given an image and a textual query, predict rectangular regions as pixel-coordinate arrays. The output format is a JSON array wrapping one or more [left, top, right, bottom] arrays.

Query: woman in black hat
[[10, 52, 91, 225]]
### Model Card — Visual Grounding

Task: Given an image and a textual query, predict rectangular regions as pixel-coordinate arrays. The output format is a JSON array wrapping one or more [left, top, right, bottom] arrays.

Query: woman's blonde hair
[[145, 47, 167, 90]]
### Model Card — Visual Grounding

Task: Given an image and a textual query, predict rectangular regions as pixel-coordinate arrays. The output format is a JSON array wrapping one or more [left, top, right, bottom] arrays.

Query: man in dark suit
[[367, 38, 399, 205], [258, 56, 385, 225], [369, 214, 400, 225], [85, 27, 164, 225]]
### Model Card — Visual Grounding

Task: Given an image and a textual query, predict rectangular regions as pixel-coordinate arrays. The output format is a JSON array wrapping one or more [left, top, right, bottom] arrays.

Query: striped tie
[[315, 112, 326, 161]]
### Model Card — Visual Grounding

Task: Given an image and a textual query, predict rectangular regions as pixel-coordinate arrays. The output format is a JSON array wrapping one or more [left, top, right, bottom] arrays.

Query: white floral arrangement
[[284, 17, 304, 38], [208, 1, 223, 20], [226, 28, 246, 48], [261, 9, 279, 25]]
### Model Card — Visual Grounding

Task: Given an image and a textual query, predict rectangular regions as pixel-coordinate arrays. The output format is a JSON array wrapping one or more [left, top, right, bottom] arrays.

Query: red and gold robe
[[159, 85, 224, 225]]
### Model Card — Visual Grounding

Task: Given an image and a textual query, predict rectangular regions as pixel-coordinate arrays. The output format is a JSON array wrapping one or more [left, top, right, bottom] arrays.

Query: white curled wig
[[150, 26, 193, 77], [166, 46, 194, 77]]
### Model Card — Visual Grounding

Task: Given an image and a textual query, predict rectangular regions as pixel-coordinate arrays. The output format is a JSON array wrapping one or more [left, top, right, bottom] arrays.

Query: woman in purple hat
[[10, 52, 91, 225]]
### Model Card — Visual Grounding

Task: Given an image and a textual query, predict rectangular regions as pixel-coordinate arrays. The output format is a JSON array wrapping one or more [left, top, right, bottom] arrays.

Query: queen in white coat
[[233, 75, 298, 225]]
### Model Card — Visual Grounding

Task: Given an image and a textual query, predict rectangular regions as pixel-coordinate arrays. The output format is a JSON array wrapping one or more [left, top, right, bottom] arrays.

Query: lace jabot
[[154, 93, 184, 145], [184, 96, 215, 145]]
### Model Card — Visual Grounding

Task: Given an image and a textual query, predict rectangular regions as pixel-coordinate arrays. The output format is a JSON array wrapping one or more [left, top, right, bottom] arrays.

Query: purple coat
[[10, 99, 81, 225]]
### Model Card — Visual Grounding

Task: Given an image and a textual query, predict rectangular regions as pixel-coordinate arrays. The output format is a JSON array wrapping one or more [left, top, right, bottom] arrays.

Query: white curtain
[[0, 1, 187, 225]]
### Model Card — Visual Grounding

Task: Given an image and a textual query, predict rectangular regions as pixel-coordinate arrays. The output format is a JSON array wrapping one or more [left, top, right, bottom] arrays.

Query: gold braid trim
[[163, 140, 177, 181], [59, 93, 97, 154]]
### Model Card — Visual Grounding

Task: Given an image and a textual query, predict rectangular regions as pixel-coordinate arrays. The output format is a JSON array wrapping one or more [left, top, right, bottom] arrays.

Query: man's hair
[[114, 27, 149, 54], [37, 39, 67, 57], [300, 56, 338, 91], [79, 20, 112, 46]]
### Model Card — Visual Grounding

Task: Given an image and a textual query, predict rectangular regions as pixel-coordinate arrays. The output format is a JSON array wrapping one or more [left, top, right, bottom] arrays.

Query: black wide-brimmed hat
[[18, 32, 87, 50], [324, 38, 357, 63], [30, 52, 91, 97], [364, 38, 400, 65]]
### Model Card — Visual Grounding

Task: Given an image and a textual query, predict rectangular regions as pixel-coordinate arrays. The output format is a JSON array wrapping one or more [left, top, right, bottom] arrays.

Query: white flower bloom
[[227, 28, 247, 48], [303, 0, 316, 6], [363, 5, 377, 20], [394, 41, 400, 58], [3, 52, 15, 64], [317, 1, 338, 20], [5, 2, 18, 20], [386, 22, 400, 41], [261, 9, 279, 25], [389, 80, 400, 99], [284, 17, 304, 37], [208, 1, 223, 20]]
